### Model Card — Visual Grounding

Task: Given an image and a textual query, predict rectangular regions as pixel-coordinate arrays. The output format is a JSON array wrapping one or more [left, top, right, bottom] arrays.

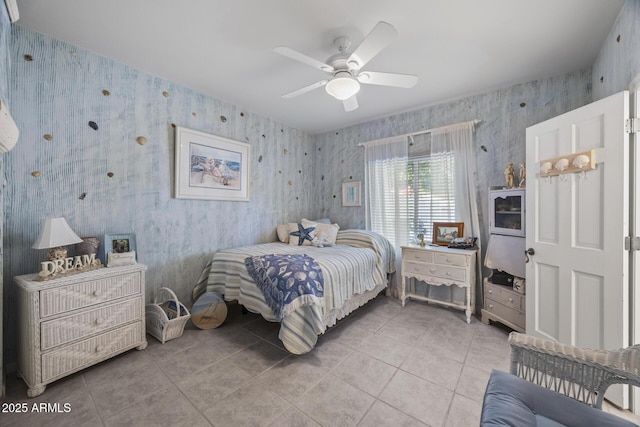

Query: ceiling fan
[[275, 21, 418, 112]]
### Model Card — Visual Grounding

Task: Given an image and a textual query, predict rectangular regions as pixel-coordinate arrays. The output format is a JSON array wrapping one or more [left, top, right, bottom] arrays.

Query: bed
[[192, 229, 395, 354]]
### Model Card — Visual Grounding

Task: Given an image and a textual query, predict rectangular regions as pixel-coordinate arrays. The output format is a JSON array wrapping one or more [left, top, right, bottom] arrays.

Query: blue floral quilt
[[244, 253, 324, 321]]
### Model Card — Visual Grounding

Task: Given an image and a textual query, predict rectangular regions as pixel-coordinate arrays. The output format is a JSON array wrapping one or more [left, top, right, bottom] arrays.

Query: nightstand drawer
[[434, 252, 468, 267], [41, 297, 143, 350], [484, 299, 525, 329], [403, 249, 433, 264], [41, 322, 142, 382], [40, 272, 141, 317], [485, 282, 524, 310], [404, 261, 466, 282]]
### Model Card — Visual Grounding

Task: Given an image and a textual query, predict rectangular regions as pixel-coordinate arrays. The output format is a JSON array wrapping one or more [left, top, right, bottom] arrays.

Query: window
[[407, 152, 456, 243]]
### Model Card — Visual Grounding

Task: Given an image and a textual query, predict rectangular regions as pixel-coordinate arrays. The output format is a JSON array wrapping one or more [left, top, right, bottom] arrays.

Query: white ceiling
[[14, 0, 625, 134]]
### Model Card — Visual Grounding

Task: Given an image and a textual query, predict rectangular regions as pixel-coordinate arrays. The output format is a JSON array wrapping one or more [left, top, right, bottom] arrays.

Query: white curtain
[[426, 121, 482, 305], [364, 136, 409, 297]]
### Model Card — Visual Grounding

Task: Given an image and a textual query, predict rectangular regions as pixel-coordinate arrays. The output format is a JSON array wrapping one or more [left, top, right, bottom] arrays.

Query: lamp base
[[46, 247, 68, 261]]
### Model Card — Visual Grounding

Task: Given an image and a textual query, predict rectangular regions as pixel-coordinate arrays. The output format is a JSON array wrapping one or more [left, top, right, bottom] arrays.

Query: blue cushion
[[481, 370, 639, 427]]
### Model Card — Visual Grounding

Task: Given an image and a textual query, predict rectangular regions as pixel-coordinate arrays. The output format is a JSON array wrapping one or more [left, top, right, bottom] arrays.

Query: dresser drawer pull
[[488, 304, 494, 309], [429, 268, 436, 273], [95, 318, 105, 326], [92, 290, 102, 297], [446, 272, 451, 276], [508, 298, 514, 303], [95, 345, 104, 353], [488, 289, 493, 295], [446, 258, 452, 263]]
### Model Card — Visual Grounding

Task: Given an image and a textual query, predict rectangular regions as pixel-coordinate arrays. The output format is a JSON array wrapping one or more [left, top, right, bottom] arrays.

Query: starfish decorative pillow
[[288, 223, 316, 246]]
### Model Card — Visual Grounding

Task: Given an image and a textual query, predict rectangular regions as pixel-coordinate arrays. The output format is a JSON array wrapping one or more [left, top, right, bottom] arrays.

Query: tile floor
[[0, 296, 528, 426]]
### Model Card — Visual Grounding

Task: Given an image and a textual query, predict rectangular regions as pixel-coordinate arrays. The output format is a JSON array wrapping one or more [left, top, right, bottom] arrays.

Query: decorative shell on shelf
[[540, 162, 552, 175], [554, 158, 569, 172], [572, 154, 590, 169]]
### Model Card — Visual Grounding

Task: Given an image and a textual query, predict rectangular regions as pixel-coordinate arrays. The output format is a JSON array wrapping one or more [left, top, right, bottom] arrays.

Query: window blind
[[407, 152, 456, 243]]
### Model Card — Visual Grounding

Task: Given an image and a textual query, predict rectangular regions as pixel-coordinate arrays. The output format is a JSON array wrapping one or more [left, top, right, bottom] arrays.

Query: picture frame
[[342, 181, 361, 207], [174, 126, 250, 201], [103, 233, 137, 265], [432, 222, 464, 246]]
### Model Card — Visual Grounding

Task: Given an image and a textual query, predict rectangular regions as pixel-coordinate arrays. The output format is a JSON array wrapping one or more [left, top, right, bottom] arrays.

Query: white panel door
[[525, 91, 630, 349]]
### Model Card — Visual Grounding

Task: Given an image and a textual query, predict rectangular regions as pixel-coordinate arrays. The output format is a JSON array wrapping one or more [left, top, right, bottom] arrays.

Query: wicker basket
[[146, 287, 191, 343]]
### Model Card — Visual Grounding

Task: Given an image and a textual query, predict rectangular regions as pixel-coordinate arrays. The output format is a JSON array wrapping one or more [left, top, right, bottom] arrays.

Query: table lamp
[[32, 217, 83, 261]]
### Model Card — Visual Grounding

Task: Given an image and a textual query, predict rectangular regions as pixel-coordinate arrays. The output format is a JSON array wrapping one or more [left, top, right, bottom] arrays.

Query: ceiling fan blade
[[274, 47, 334, 73], [282, 80, 328, 99], [357, 71, 418, 88], [347, 21, 398, 70], [343, 95, 359, 112]]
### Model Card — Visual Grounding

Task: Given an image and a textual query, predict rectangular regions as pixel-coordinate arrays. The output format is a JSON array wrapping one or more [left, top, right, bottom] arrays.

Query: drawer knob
[[429, 268, 436, 273], [446, 272, 451, 276], [93, 290, 102, 297], [95, 318, 105, 326], [488, 290, 493, 294], [446, 258, 452, 263], [489, 304, 494, 309], [95, 345, 104, 353], [509, 298, 514, 303]]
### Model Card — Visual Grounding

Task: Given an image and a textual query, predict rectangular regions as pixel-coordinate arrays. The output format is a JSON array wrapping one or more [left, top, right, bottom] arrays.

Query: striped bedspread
[[192, 230, 395, 354]]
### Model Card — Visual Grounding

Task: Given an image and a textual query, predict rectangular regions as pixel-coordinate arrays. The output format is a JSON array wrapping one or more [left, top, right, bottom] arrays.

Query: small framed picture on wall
[[342, 181, 361, 207]]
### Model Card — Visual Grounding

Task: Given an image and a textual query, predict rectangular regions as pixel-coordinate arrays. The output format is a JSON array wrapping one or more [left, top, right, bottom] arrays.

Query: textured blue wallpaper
[[592, 0, 640, 100]]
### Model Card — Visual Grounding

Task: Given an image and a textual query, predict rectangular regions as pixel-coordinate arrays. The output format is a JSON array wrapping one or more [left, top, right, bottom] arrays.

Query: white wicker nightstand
[[15, 264, 147, 397]]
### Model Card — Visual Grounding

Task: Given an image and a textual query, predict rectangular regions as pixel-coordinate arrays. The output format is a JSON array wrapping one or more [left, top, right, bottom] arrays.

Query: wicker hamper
[[146, 287, 191, 343]]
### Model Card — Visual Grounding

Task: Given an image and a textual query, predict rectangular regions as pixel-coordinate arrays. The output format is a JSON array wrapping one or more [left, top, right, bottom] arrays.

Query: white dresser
[[16, 264, 147, 397], [400, 245, 477, 323]]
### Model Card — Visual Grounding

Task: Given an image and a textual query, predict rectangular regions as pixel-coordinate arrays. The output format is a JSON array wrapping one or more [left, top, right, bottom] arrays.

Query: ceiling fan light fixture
[[325, 72, 360, 100]]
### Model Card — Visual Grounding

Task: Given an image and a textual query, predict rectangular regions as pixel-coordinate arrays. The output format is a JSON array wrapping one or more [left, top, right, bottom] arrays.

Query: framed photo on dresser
[[432, 222, 464, 246]]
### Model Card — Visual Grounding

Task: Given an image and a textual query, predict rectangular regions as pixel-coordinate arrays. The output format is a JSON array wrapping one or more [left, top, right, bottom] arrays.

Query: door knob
[[525, 248, 535, 263]]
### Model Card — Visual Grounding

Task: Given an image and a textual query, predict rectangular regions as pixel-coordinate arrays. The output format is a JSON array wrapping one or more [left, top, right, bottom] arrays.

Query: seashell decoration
[[43, 134, 53, 141], [540, 162, 552, 175], [102, 89, 111, 96], [136, 136, 147, 145], [572, 154, 590, 169], [31, 171, 41, 177], [88, 121, 98, 130], [107, 172, 114, 178], [554, 158, 569, 172]]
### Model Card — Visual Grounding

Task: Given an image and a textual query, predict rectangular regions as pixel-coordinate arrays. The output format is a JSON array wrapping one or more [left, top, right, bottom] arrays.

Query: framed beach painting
[[174, 126, 250, 201]]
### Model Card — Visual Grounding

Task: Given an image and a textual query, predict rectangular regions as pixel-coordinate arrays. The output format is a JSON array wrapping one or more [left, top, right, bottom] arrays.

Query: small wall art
[[174, 126, 250, 201], [342, 181, 361, 207]]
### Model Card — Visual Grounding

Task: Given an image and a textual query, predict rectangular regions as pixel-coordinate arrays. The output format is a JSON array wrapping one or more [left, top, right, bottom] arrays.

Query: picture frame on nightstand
[[432, 222, 464, 246], [103, 233, 136, 264]]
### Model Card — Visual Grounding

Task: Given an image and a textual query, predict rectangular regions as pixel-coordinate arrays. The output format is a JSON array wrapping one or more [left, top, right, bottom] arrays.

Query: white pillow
[[301, 218, 340, 246], [276, 223, 297, 243]]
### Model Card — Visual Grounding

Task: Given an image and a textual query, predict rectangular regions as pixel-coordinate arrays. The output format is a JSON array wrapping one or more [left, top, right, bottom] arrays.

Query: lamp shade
[[32, 217, 83, 249], [325, 72, 360, 101]]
